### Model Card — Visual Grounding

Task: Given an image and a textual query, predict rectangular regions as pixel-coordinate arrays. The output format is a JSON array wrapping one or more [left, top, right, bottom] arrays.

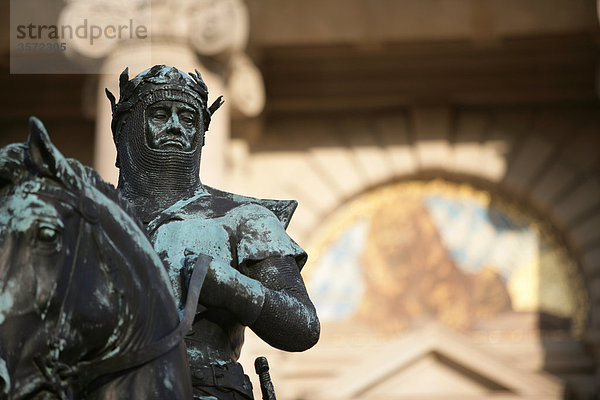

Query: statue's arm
[[245, 255, 320, 352], [196, 255, 319, 351]]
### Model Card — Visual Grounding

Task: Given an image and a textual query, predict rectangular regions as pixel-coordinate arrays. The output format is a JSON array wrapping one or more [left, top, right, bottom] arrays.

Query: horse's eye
[[37, 224, 59, 243]]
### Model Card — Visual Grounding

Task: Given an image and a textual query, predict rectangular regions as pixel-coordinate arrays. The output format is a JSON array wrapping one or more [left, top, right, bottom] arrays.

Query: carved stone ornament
[[59, 0, 248, 60], [187, 0, 249, 57], [58, 0, 150, 59], [228, 53, 266, 117]]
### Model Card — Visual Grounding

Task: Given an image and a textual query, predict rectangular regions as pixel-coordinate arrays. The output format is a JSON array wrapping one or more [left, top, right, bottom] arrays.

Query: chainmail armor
[[246, 256, 320, 351], [106, 65, 223, 220]]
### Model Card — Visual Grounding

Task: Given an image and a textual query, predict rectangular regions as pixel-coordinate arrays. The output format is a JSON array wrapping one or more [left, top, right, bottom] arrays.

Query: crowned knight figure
[[105, 65, 320, 399]]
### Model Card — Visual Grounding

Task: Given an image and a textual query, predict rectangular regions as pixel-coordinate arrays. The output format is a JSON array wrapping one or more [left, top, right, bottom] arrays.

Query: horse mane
[[0, 143, 28, 189], [65, 159, 146, 232], [0, 142, 145, 233]]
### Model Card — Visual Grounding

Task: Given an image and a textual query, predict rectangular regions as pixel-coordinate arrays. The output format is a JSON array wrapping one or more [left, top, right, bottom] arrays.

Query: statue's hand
[[197, 254, 235, 308], [184, 249, 266, 324], [182, 248, 230, 308], [183, 249, 214, 278], [183, 248, 207, 270], [181, 249, 212, 306]]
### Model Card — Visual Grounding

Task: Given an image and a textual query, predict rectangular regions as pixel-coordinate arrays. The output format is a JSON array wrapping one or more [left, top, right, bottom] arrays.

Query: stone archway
[[231, 107, 599, 269]]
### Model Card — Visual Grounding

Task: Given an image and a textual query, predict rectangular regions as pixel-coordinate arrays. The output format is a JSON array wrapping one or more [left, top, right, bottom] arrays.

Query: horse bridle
[[22, 183, 208, 397]]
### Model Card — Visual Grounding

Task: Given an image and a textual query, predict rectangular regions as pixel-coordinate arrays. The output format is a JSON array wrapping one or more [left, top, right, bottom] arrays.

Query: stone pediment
[[314, 323, 564, 400]]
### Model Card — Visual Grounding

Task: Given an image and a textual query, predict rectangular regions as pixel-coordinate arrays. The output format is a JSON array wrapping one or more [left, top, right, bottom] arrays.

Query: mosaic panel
[[306, 179, 588, 337]]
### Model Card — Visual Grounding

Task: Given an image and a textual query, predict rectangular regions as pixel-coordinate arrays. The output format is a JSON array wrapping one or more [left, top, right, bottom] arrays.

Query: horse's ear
[[28, 117, 55, 173], [27, 116, 81, 189]]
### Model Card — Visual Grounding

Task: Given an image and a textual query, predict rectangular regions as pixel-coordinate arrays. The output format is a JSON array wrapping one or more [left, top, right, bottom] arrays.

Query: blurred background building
[[2, 0, 600, 398]]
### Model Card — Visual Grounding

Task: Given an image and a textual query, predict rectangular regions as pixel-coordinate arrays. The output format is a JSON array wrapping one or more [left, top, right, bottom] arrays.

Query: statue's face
[[145, 100, 200, 151]]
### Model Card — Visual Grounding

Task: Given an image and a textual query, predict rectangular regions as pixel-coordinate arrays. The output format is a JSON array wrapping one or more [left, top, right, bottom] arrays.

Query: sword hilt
[[254, 356, 277, 400]]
